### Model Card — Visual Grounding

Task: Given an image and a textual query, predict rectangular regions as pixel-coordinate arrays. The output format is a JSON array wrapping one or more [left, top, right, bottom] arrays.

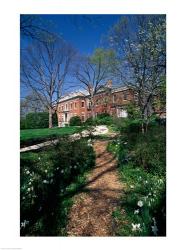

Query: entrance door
[[65, 113, 68, 122]]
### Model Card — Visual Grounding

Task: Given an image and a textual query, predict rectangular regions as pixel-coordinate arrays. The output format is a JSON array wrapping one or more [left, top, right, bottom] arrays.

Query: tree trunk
[[49, 106, 53, 128], [90, 97, 95, 118]]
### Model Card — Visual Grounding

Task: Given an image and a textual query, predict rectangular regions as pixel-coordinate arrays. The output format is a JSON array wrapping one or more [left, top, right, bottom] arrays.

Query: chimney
[[106, 80, 112, 88]]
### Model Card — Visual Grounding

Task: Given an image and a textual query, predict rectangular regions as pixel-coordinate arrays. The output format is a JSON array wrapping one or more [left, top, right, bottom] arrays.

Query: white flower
[[38, 157, 41, 160], [145, 180, 148, 184], [151, 225, 158, 235], [61, 170, 64, 174], [152, 217, 158, 236], [21, 220, 29, 228], [27, 188, 31, 192], [144, 196, 148, 201], [134, 209, 139, 214], [137, 200, 143, 207], [130, 185, 134, 189], [132, 223, 141, 232], [26, 170, 30, 175], [43, 180, 48, 184], [45, 169, 48, 173], [28, 182, 32, 185]]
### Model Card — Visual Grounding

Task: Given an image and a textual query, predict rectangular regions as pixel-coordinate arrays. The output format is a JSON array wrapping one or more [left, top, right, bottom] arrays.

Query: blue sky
[[21, 14, 124, 55], [21, 14, 125, 97]]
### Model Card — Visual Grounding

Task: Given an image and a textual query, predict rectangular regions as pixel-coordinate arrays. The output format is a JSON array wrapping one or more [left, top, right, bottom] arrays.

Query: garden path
[[66, 140, 124, 236]]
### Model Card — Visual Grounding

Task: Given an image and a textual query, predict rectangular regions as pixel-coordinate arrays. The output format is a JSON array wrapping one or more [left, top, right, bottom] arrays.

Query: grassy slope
[[20, 127, 82, 143]]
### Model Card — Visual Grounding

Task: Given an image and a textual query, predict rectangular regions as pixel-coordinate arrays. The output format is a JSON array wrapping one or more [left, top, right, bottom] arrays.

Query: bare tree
[[21, 37, 77, 128], [109, 15, 166, 132], [20, 15, 55, 43], [20, 91, 47, 118], [74, 48, 116, 117]]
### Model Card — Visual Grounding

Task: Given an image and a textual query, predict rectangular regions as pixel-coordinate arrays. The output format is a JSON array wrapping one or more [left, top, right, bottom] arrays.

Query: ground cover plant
[[20, 126, 83, 147], [107, 118, 166, 236], [20, 137, 95, 236]]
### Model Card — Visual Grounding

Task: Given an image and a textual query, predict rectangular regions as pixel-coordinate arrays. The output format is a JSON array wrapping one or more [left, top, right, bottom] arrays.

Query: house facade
[[56, 83, 136, 127]]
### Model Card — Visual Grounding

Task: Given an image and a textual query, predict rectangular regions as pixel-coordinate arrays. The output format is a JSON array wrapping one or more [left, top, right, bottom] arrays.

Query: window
[[124, 91, 128, 100], [81, 101, 85, 108], [61, 106, 63, 111], [65, 104, 68, 110], [74, 102, 77, 109], [88, 102, 91, 109], [70, 103, 73, 110]]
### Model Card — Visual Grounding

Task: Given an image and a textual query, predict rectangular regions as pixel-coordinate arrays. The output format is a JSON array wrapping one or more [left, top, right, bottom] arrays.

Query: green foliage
[[20, 126, 82, 147], [108, 120, 166, 236], [113, 165, 166, 236], [21, 112, 58, 129], [20, 137, 95, 236], [20, 118, 26, 130], [69, 116, 82, 126], [126, 103, 141, 119], [84, 113, 113, 126], [119, 121, 166, 175], [90, 48, 116, 68]]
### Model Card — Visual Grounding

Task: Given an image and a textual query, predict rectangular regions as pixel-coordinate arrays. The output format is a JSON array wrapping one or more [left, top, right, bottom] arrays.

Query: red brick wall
[[57, 88, 135, 126]]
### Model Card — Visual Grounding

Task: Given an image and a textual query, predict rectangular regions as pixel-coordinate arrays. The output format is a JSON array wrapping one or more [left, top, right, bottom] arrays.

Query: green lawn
[[20, 126, 83, 146]]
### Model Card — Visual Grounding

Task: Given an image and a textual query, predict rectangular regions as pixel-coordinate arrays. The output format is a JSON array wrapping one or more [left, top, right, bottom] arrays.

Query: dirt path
[[66, 140, 124, 236]]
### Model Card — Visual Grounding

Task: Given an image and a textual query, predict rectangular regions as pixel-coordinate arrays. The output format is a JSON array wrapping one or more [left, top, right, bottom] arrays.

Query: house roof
[[58, 85, 130, 103]]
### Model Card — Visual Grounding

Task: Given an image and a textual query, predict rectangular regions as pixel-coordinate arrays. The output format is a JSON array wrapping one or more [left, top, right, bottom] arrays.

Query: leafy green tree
[[22, 112, 58, 129]]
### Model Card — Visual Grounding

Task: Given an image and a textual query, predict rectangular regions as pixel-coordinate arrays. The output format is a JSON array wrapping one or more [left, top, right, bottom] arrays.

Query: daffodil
[[132, 223, 141, 232], [137, 200, 143, 207], [134, 209, 139, 214]]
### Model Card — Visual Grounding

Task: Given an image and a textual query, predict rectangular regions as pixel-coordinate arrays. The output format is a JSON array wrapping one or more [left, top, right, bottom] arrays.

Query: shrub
[[126, 103, 141, 119], [20, 137, 95, 236], [69, 116, 82, 126], [84, 113, 113, 126], [132, 129, 166, 175], [20, 118, 26, 129], [22, 112, 58, 129]]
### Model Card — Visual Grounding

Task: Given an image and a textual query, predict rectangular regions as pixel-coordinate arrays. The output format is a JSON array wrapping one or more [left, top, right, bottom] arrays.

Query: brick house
[[56, 83, 136, 127]]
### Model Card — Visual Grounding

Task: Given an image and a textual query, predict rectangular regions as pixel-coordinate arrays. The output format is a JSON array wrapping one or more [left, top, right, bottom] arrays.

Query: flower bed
[[107, 123, 166, 236], [20, 137, 95, 236]]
